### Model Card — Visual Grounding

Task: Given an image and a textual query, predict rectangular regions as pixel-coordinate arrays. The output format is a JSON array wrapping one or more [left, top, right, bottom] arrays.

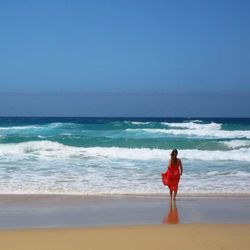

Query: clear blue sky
[[0, 0, 249, 116]]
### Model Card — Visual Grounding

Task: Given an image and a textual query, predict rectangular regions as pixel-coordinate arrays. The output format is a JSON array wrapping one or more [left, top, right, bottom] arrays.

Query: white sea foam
[[0, 125, 44, 131], [130, 121, 152, 125], [188, 120, 203, 123], [126, 128, 250, 139], [47, 122, 78, 128], [0, 122, 78, 132], [1, 141, 250, 162], [205, 171, 250, 177], [37, 135, 46, 138], [0, 143, 249, 195], [162, 121, 222, 130], [61, 132, 72, 136], [0, 172, 249, 195], [221, 140, 250, 149]]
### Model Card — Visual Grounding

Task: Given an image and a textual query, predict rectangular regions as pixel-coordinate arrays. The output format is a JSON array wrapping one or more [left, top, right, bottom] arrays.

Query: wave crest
[[126, 128, 250, 139], [1, 141, 250, 161], [162, 121, 222, 130]]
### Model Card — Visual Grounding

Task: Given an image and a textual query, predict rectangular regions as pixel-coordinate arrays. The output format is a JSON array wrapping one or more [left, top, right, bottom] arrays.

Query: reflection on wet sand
[[162, 200, 179, 224]]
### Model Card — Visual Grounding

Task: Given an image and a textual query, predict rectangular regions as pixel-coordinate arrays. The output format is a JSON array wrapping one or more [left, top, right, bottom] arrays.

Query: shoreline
[[1, 192, 250, 197]]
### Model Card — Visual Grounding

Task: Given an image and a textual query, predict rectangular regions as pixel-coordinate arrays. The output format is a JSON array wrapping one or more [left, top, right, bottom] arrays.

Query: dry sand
[[0, 224, 249, 250]]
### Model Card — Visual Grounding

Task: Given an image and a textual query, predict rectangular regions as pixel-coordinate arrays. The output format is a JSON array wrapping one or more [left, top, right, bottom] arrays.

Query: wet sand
[[0, 194, 250, 229]]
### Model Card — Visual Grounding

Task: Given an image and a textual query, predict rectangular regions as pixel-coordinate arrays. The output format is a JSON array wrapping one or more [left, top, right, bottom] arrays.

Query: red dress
[[162, 161, 180, 192]]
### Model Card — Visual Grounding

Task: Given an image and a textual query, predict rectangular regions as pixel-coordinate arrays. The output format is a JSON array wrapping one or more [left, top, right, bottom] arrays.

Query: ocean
[[0, 117, 249, 196]]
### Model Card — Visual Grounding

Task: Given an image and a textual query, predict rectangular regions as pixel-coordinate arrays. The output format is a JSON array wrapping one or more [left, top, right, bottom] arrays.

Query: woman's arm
[[165, 160, 171, 172], [179, 159, 183, 176], [168, 159, 171, 168]]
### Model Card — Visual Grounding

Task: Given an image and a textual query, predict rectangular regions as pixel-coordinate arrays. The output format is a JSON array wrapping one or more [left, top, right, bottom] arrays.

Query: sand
[[1, 194, 250, 228], [1, 195, 250, 250], [0, 224, 249, 250]]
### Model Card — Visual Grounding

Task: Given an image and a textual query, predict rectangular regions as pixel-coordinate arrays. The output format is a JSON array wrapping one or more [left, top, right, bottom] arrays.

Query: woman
[[162, 149, 183, 200]]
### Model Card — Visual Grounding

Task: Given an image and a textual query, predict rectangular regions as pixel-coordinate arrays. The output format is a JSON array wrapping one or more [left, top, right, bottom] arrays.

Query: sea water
[[0, 117, 249, 195]]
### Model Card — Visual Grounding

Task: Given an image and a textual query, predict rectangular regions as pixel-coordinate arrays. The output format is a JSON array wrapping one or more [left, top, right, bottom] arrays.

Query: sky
[[0, 0, 250, 117]]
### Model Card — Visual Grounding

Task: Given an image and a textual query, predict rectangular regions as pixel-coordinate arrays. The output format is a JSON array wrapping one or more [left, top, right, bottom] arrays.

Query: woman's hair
[[171, 149, 178, 157]]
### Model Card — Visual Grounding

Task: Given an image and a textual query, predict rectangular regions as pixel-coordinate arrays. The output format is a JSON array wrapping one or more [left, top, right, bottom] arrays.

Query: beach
[[1, 224, 250, 250], [0, 118, 250, 249], [0, 195, 250, 249], [1, 195, 250, 228]]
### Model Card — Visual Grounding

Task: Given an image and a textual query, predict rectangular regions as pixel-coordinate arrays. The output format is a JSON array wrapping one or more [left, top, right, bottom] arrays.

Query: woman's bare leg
[[173, 189, 178, 200], [169, 189, 173, 200]]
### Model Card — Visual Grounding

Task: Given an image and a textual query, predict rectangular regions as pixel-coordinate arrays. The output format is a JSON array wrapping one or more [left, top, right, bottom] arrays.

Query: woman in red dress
[[162, 149, 183, 200]]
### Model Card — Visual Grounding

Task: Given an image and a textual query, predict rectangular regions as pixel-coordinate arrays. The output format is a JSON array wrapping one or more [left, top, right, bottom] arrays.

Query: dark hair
[[171, 149, 178, 156]]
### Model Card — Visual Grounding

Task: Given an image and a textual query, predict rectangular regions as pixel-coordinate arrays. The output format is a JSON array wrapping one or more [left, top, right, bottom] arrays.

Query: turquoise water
[[0, 117, 249, 195]]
